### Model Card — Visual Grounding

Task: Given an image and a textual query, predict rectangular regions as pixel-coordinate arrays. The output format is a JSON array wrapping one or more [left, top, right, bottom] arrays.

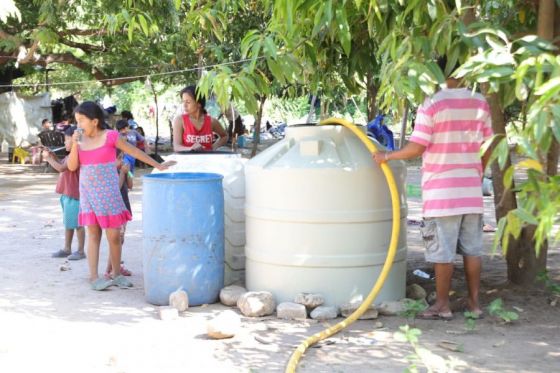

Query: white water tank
[[245, 125, 407, 307], [153, 153, 247, 285]]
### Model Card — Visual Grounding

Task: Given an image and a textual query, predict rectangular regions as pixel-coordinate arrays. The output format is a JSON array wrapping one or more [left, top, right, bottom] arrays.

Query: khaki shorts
[[420, 214, 484, 263]]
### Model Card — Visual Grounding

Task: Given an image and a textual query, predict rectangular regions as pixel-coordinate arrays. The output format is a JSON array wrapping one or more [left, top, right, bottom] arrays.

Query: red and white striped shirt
[[410, 88, 493, 217]]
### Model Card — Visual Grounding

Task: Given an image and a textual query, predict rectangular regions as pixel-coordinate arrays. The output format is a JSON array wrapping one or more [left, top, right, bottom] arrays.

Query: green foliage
[[463, 311, 478, 331], [537, 270, 560, 295], [399, 299, 428, 322], [394, 325, 459, 373], [487, 298, 519, 323]]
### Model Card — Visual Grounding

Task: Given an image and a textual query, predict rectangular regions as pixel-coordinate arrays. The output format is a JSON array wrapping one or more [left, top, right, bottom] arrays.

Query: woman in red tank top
[[172, 85, 228, 152]]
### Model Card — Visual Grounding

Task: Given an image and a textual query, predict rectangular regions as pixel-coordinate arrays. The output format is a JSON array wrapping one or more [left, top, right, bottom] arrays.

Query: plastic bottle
[[413, 269, 432, 280]]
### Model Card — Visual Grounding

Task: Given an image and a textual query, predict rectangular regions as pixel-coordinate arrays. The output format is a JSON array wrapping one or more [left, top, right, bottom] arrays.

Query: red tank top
[[181, 114, 213, 151]]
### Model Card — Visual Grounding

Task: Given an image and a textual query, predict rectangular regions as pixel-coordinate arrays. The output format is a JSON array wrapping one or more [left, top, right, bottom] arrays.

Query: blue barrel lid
[[143, 172, 223, 183]]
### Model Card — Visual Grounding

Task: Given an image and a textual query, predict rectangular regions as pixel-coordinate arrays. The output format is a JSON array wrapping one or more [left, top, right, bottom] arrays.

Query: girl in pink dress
[[67, 102, 175, 291]]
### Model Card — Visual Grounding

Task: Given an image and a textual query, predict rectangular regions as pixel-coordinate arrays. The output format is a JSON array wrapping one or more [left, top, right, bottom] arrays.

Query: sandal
[[68, 251, 86, 260], [418, 308, 454, 321], [120, 264, 132, 276], [52, 249, 71, 258], [91, 278, 114, 291], [112, 275, 133, 288]]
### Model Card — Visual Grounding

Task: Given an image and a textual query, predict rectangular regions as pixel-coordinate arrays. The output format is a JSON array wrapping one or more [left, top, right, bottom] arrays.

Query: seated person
[[55, 113, 71, 133]]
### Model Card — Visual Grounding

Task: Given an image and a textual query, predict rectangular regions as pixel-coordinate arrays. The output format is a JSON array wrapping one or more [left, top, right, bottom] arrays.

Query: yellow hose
[[285, 117, 402, 373]]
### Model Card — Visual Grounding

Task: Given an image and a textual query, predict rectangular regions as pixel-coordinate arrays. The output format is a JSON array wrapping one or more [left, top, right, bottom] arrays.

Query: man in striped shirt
[[374, 59, 493, 320]]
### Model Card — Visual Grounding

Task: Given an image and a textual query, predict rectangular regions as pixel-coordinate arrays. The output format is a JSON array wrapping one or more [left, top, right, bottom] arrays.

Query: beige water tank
[[153, 153, 247, 285], [245, 125, 407, 307]]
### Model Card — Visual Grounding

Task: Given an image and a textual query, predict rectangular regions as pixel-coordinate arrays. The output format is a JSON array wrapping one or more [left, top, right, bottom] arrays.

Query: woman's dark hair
[[73, 101, 106, 129], [180, 85, 207, 114], [121, 110, 133, 120]]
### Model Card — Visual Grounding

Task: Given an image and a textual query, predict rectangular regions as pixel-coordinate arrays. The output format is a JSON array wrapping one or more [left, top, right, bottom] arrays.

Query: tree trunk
[[484, 92, 517, 221], [501, 0, 557, 285], [251, 95, 266, 158], [483, 89, 547, 286], [149, 82, 159, 155], [366, 72, 378, 121], [547, 1, 560, 177], [506, 227, 548, 285]]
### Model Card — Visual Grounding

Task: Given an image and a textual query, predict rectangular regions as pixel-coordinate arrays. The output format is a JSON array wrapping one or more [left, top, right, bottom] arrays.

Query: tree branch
[[58, 29, 109, 37], [17, 40, 39, 64], [38, 53, 140, 86], [59, 37, 106, 52]]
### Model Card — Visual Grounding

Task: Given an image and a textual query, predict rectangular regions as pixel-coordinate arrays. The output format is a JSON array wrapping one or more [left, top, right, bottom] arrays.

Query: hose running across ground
[[285, 117, 402, 373]]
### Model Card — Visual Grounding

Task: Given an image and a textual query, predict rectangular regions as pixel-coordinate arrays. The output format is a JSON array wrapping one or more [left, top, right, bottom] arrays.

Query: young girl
[[67, 101, 175, 291]]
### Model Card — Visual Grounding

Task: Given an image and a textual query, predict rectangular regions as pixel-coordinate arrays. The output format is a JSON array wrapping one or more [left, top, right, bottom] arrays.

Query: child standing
[[43, 126, 86, 260], [104, 151, 133, 278], [67, 102, 175, 291]]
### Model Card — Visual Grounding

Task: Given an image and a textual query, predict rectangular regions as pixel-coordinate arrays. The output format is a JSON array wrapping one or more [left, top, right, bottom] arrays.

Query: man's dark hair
[[437, 56, 460, 79], [41, 118, 50, 126], [121, 110, 134, 120]]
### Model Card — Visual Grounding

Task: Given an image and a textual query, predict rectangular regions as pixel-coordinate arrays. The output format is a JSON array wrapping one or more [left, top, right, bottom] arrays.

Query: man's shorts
[[420, 214, 483, 263], [60, 195, 80, 230]]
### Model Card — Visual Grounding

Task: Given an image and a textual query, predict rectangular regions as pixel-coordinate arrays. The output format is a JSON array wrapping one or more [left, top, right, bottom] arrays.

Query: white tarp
[[0, 91, 51, 146]]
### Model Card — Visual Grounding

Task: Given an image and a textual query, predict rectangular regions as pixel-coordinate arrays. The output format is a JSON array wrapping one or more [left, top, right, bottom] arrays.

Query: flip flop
[[52, 249, 71, 258], [112, 275, 133, 289], [91, 278, 114, 291], [120, 264, 132, 276], [68, 251, 86, 260], [418, 308, 454, 321]]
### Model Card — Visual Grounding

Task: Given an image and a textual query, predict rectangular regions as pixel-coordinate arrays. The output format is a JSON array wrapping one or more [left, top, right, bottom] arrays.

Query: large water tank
[[153, 153, 246, 285], [143, 172, 224, 306], [245, 125, 407, 307]]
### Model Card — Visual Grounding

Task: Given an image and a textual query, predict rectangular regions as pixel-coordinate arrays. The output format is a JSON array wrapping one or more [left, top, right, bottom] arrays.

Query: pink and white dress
[[78, 130, 132, 228]]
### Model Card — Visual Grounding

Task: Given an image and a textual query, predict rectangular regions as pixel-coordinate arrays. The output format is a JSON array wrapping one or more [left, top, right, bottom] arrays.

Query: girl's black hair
[[180, 85, 207, 114], [121, 110, 134, 120], [73, 101, 107, 129]]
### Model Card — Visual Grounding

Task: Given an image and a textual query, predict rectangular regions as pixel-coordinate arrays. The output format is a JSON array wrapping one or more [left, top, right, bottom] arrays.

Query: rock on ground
[[377, 299, 410, 316], [207, 310, 241, 339], [169, 290, 189, 312], [406, 284, 427, 300], [276, 302, 307, 320], [294, 293, 324, 310], [237, 291, 276, 317], [220, 285, 247, 307], [339, 302, 378, 320], [310, 306, 338, 320]]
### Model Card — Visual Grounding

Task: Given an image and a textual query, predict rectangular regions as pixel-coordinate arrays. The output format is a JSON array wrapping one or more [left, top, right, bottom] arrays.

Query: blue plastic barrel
[[142, 172, 224, 306]]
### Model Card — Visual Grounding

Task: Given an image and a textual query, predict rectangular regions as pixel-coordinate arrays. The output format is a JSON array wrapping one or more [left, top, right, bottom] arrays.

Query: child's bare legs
[[106, 228, 122, 278], [106, 224, 127, 276], [76, 227, 85, 254], [63, 229, 74, 253], [86, 225, 102, 281]]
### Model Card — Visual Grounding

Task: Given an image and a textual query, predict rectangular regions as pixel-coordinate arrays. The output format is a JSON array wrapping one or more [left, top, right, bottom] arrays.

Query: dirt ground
[[0, 158, 559, 373]]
